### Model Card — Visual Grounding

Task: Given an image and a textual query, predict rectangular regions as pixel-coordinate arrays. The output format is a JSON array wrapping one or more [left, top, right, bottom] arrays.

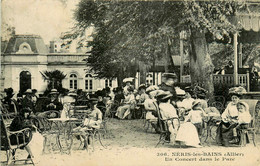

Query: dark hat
[[162, 73, 177, 79], [32, 89, 37, 93], [4, 88, 14, 95]]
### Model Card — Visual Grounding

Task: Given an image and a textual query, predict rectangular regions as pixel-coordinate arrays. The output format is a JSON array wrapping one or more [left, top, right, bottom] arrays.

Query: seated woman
[[72, 98, 102, 147], [216, 86, 248, 146], [157, 91, 179, 145], [144, 86, 159, 132], [115, 86, 136, 119]]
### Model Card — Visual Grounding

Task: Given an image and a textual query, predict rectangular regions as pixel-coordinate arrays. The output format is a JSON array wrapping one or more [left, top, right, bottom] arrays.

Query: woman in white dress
[[157, 91, 201, 148]]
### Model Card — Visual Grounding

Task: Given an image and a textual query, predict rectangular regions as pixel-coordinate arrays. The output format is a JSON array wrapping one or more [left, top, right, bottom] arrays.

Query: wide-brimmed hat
[[138, 84, 146, 90], [4, 88, 14, 96], [156, 91, 172, 101], [68, 90, 77, 96], [229, 86, 246, 96], [24, 89, 32, 94], [192, 100, 201, 109], [49, 89, 59, 95], [162, 73, 177, 79], [146, 85, 159, 93], [123, 77, 134, 83], [175, 87, 186, 96]]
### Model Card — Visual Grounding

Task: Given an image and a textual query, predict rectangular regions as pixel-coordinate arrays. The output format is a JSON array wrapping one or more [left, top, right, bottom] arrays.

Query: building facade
[[1, 34, 118, 95], [1, 34, 181, 96]]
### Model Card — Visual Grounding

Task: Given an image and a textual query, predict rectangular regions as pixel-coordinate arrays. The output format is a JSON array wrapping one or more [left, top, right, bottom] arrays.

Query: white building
[[1, 34, 117, 95]]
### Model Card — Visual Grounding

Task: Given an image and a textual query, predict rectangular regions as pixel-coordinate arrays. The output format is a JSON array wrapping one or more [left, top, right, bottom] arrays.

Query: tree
[[40, 70, 67, 92], [64, 0, 247, 97]]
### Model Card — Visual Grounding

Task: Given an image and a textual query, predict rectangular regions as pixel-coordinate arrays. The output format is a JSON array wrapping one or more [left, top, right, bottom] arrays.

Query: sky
[[1, 0, 81, 44]]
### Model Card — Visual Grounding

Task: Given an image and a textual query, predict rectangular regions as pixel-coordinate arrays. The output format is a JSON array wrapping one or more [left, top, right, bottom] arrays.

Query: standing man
[[160, 73, 178, 103]]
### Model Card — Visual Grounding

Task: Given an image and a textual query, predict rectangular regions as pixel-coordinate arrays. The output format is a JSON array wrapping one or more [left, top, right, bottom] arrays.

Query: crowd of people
[[0, 73, 254, 163]]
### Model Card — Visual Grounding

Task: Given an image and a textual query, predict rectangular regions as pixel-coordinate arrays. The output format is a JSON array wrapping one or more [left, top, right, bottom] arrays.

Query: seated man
[[38, 89, 63, 118]]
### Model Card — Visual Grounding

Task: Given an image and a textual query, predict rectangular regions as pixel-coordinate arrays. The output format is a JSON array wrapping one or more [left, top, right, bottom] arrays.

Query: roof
[[4, 34, 48, 54]]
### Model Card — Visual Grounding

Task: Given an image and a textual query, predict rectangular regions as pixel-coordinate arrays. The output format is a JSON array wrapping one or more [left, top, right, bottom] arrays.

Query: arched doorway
[[20, 71, 31, 94]]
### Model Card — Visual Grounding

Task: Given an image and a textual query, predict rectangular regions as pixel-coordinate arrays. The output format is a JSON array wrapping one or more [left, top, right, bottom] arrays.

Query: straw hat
[[228, 86, 246, 96], [24, 89, 32, 94], [138, 84, 146, 90], [175, 87, 186, 96], [49, 89, 59, 95], [146, 85, 159, 93], [123, 77, 134, 83]]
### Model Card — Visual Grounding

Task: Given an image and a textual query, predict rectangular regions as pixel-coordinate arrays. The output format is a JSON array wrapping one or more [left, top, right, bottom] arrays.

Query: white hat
[[24, 89, 32, 94], [49, 89, 58, 95], [123, 77, 134, 83], [175, 87, 186, 96]]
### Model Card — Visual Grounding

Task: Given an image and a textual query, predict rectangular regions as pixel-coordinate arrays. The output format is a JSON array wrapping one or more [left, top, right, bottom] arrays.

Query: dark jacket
[[21, 97, 35, 114], [43, 98, 63, 111], [160, 82, 177, 100]]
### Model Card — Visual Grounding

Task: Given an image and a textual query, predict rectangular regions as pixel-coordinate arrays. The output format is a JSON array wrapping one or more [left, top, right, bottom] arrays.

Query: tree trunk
[[190, 29, 214, 100], [139, 61, 147, 85]]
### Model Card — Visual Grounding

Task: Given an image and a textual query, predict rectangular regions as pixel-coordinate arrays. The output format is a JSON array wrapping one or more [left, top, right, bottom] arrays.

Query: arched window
[[20, 71, 31, 94], [146, 73, 153, 85], [85, 74, 93, 91], [69, 74, 77, 89], [105, 79, 112, 87]]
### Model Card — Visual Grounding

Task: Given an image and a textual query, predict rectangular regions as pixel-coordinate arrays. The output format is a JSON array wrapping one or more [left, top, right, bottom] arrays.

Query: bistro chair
[[154, 103, 180, 148], [0, 114, 34, 165]]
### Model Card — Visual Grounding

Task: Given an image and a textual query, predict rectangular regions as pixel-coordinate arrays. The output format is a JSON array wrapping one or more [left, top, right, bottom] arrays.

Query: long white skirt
[[175, 122, 200, 147]]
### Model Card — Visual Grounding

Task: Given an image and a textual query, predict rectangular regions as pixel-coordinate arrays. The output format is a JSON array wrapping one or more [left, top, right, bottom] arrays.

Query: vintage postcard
[[1, 0, 260, 166]]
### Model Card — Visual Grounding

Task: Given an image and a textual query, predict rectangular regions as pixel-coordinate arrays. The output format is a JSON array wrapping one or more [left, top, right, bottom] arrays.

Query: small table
[[48, 118, 79, 153]]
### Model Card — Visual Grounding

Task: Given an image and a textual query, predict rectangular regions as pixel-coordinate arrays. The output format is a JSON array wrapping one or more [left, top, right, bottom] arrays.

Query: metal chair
[[154, 103, 180, 147], [0, 114, 34, 165]]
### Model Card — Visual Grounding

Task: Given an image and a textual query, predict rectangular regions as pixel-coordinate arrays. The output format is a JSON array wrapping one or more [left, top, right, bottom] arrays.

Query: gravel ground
[[1, 118, 260, 166]]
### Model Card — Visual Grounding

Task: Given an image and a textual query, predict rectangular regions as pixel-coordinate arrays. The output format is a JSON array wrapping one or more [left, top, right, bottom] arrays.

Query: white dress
[[175, 122, 201, 147]]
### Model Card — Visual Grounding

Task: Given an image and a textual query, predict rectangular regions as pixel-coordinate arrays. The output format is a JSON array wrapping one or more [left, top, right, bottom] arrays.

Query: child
[[184, 100, 207, 136], [230, 102, 251, 143]]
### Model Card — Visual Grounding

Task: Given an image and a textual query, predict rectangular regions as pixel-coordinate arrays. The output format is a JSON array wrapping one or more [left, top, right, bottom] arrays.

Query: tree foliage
[[40, 70, 67, 92], [63, 0, 248, 92]]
